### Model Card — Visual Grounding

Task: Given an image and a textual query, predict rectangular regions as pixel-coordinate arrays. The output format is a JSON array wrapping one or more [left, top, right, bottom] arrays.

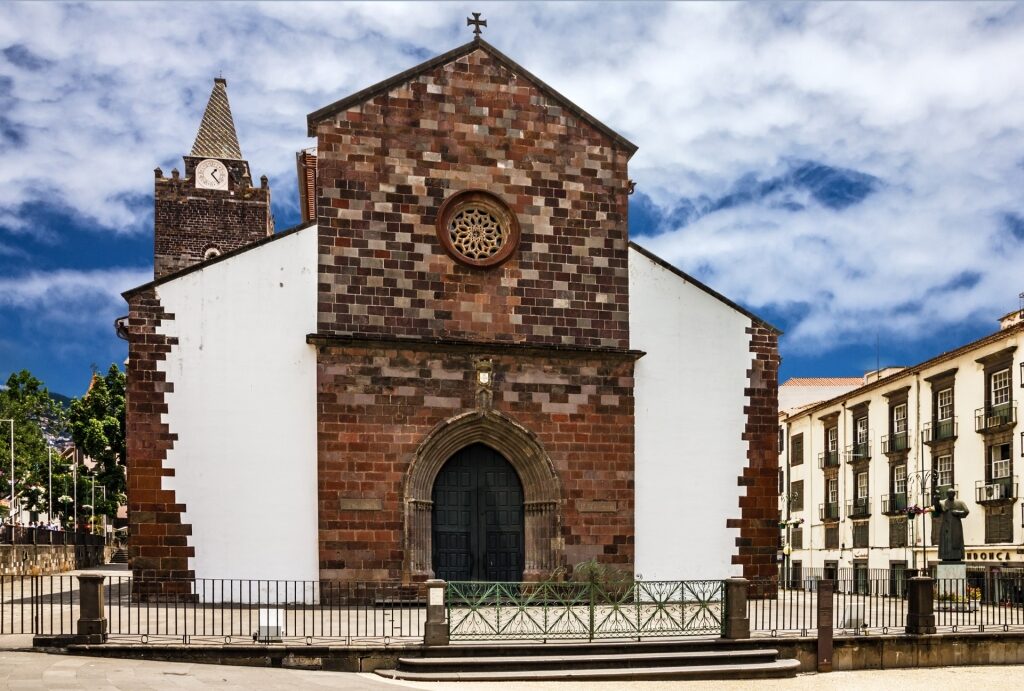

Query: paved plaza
[[0, 651, 1022, 690]]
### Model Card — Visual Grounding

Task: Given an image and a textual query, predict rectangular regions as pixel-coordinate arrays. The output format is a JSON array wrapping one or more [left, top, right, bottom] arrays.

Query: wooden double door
[[431, 443, 524, 582]]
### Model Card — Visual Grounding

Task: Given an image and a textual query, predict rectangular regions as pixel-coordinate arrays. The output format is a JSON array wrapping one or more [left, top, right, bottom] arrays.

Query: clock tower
[[152, 77, 274, 279]]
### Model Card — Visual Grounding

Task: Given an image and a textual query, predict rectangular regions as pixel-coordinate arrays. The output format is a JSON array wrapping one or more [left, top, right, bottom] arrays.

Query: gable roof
[[122, 221, 315, 299], [628, 241, 782, 334], [191, 78, 243, 160], [306, 37, 638, 156]]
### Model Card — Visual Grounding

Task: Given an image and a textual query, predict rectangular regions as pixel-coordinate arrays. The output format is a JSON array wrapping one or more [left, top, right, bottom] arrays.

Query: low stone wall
[[762, 631, 1024, 672], [0, 544, 114, 575]]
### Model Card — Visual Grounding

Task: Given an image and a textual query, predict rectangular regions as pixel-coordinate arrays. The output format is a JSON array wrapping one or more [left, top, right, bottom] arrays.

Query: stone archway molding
[[403, 409, 561, 581]]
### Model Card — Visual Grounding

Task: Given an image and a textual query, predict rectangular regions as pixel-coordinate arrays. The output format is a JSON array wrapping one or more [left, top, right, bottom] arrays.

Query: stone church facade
[[122, 36, 780, 595]]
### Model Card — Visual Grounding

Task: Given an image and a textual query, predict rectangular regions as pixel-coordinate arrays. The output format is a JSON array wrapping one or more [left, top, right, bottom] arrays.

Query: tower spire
[[190, 77, 243, 160]]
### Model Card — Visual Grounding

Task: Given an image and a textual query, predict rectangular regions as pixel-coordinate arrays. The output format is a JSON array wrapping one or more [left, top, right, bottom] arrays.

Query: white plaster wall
[[156, 226, 319, 586], [630, 247, 753, 580]]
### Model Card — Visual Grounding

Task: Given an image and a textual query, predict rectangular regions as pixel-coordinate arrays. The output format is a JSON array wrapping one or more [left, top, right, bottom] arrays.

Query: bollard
[[424, 579, 449, 646], [77, 574, 108, 643], [817, 579, 833, 673], [905, 576, 936, 635], [721, 577, 750, 639]]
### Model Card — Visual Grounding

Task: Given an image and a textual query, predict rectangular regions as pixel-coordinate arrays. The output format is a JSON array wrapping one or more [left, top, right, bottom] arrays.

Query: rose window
[[448, 207, 507, 260], [436, 190, 520, 268]]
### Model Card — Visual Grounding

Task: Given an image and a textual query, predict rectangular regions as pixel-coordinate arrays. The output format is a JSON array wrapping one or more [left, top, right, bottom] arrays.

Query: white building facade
[[780, 313, 1024, 585]]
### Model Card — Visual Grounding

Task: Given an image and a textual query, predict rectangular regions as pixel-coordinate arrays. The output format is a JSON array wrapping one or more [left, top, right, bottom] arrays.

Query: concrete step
[[395, 647, 779, 672], [375, 658, 802, 681], [108, 549, 128, 564]]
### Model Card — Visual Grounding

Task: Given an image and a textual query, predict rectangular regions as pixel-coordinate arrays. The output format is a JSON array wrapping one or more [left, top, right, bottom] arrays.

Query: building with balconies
[[779, 307, 1024, 586]]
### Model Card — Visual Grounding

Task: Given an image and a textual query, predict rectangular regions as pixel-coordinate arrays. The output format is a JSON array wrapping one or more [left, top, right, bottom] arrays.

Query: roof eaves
[[305, 38, 638, 156], [121, 221, 315, 300], [628, 240, 783, 335], [790, 321, 1024, 421]]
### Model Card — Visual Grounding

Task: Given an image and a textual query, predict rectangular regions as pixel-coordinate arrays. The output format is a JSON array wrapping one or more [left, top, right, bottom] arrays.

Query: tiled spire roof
[[190, 78, 243, 160]]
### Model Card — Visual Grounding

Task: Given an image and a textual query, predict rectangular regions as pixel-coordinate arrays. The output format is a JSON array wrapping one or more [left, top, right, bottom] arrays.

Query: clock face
[[195, 159, 228, 190]]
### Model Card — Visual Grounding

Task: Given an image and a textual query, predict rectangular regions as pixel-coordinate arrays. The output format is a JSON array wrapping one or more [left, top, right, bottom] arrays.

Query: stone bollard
[[424, 579, 449, 646], [817, 579, 833, 673], [77, 574, 108, 643], [905, 576, 936, 635], [721, 577, 750, 639]]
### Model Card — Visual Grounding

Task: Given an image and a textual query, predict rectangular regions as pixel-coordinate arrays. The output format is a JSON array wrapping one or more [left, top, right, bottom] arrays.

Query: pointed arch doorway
[[431, 443, 524, 581]]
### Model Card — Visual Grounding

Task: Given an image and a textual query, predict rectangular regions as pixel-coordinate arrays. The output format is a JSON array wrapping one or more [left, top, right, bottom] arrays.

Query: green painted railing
[[446, 579, 724, 641]]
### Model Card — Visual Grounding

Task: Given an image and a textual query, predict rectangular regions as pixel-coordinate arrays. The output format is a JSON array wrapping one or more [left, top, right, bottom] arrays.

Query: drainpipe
[[841, 402, 847, 566]]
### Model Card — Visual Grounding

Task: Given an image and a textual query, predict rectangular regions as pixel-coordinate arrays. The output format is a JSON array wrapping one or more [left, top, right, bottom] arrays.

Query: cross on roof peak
[[467, 12, 486, 37]]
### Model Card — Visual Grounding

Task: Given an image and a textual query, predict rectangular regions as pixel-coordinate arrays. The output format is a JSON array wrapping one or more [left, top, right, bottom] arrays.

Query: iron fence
[[0, 575, 425, 644], [934, 576, 1024, 632], [747, 578, 816, 636], [447, 580, 724, 641], [0, 526, 109, 546]]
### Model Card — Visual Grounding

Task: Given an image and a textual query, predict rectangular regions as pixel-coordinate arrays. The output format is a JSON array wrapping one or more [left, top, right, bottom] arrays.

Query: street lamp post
[[907, 469, 938, 573], [1, 419, 13, 523]]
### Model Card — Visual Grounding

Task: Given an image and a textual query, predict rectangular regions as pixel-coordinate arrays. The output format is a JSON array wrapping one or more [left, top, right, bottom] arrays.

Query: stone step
[[375, 658, 802, 681], [108, 549, 129, 564], [395, 647, 779, 671]]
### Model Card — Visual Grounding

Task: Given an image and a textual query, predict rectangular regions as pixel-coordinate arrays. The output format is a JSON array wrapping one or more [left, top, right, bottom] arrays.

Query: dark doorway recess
[[432, 443, 524, 581]]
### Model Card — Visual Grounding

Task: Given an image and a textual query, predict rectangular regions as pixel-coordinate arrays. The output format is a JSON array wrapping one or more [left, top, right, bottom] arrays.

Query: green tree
[[68, 364, 126, 521], [0, 370, 68, 520]]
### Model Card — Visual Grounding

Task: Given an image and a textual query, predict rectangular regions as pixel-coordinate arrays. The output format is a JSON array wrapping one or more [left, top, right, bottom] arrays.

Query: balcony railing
[[818, 450, 840, 469], [844, 440, 872, 463], [819, 502, 840, 521], [881, 432, 910, 454], [922, 417, 957, 444], [975, 477, 1018, 504], [881, 493, 908, 515], [846, 496, 871, 518], [975, 404, 1017, 434]]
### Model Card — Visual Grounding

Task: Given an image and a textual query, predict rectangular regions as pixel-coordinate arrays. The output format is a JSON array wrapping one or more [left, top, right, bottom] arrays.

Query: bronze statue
[[933, 488, 969, 562]]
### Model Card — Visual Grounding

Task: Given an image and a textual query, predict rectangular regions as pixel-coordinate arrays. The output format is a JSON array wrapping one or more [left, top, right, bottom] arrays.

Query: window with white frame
[[827, 477, 838, 504], [894, 465, 907, 494], [991, 368, 1011, 407], [857, 471, 869, 500], [855, 416, 869, 444], [936, 454, 953, 487], [893, 403, 907, 434], [937, 388, 953, 420], [991, 442, 1011, 480], [827, 426, 838, 452]]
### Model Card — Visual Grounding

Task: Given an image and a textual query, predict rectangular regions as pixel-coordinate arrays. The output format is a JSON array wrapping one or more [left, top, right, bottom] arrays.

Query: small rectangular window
[[790, 433, 804, 466], [991, 442, 1011, 480], [790, 480, 804, 512], [855, 416, 869, 444], [827, 426, 838, 452], [936, 454, 954, 487], [937, 388, 954, 421], [893, 403, 907, 434], [991, 368, 1011, 407], [827, 477, 838, 504], [857, 471, 869, 499], [894, 465, 907, 494]]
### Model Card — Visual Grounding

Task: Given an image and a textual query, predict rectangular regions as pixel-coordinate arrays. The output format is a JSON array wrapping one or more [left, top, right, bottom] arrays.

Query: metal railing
[[975, 404, 1017, 433], [934, 576, 1024, 631], [0, 526, 109, 546], [922, 418, 957, 443], [975, 478, 1017, 503], [881, 432, 910, 454], [882, 493, 908, 514], [846, 497, 871, 518], [446, 580, 724, 641], [818, 451, 840, 469], [819, 502, 840, 520], [0, 576, 426, 644], [844, 441, 871, 463]]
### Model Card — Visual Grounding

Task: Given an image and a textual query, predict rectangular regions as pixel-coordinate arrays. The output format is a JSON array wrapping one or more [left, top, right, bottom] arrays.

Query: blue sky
[[1, 2, 1023, 397]]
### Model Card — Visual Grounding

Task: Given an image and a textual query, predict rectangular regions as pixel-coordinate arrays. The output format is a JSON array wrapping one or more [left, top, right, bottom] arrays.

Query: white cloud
[[0, 2, 1022, 353], [0, 267, 149, 327]]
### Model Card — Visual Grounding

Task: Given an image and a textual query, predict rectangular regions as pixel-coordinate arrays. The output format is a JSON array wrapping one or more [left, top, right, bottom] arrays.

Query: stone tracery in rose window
[[448, 207, 507, 261]]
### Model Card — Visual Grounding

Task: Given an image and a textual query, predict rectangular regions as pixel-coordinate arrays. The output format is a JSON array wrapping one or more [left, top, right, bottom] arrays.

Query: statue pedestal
[[934, 562, 972, 611]]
